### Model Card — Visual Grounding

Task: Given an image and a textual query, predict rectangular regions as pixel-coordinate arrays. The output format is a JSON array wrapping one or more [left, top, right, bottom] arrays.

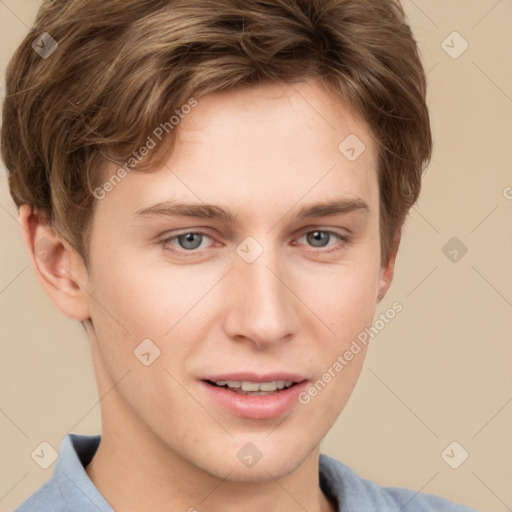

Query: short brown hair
[[1, 0, 432, 267]]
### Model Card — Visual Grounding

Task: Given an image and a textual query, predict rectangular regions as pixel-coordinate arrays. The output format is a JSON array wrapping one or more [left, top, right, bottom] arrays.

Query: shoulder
[[319, 453, 479, 511], [13, 433, 110, 512], [13, 479, 67, 512]]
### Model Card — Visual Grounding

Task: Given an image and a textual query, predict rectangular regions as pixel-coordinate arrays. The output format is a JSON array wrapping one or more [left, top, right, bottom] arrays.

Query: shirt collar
[[54, 433, 113, 511]]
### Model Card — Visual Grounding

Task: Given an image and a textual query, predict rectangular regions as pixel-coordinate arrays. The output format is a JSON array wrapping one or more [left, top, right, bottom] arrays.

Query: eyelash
[[160, 229, 352, 257]]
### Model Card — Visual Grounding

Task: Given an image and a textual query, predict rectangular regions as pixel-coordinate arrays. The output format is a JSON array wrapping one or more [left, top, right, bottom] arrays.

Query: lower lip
[[200, 380, 309, 420]]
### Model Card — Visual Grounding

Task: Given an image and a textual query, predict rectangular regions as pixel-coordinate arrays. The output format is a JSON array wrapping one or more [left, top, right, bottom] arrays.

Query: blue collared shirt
[[14, 433, 479, 511]]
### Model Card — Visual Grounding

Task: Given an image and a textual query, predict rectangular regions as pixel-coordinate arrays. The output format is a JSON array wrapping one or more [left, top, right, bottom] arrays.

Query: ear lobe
[[18, 204, 91, 321], [377, 227, 402, 303]]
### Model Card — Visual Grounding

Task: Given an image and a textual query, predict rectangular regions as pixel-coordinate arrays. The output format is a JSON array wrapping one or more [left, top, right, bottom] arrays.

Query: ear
[[18, 204, 91, 321], [376, 227, 401, 303]]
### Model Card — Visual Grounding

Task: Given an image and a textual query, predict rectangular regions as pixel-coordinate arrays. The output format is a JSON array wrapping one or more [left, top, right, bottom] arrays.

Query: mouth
[[199, 375, 310, 419], [203, 379, 299, 396]]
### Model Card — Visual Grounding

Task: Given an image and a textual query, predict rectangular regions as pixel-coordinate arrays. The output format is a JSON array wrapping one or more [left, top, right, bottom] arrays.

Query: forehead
[[96, 79, 379, 222], [175, 79, 374, 158]]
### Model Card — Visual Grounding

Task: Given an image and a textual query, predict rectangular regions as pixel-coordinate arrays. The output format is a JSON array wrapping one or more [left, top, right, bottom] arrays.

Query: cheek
[[294, 258, 380, 340], [87, 247, 188, 333], [86, 250, 217, 379]]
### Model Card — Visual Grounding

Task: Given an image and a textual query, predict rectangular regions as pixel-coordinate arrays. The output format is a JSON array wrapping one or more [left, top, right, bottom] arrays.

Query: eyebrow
[[133, 197, 369, 224]]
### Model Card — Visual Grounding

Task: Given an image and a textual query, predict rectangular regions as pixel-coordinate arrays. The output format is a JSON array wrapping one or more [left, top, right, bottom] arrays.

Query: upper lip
[[201, 372, 308, 383]]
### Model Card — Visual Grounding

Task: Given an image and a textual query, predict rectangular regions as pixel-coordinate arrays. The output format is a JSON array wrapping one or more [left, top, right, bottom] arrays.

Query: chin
[[210, 440, 314, 483]]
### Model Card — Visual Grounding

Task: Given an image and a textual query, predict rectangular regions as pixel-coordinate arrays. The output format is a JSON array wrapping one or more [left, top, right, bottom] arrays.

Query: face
[[65, 79, 395, 480]]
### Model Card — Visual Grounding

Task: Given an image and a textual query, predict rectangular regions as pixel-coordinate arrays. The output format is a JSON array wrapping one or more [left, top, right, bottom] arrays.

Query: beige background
[[0, 1, 511, 511]]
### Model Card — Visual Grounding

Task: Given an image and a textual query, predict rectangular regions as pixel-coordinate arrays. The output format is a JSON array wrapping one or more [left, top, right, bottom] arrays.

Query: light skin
[[20, 78, 400, 512]]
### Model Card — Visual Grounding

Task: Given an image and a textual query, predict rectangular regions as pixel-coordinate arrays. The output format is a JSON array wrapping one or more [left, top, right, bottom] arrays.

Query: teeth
[[258, 382, 278, 391], [241, 381, 260, 391], [214, 380, 294, 392]]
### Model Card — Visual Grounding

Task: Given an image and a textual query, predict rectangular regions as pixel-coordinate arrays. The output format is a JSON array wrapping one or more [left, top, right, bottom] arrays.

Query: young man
[[2, 0, 480, 510]]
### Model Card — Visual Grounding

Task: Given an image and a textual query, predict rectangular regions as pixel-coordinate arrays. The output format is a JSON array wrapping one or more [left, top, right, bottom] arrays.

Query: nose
[[223, 242, 298, 350]]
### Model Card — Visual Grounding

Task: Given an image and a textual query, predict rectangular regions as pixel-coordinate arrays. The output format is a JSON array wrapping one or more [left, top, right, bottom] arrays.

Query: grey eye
[[306, 231, 331, 248], [177, 233, 204, 250]]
